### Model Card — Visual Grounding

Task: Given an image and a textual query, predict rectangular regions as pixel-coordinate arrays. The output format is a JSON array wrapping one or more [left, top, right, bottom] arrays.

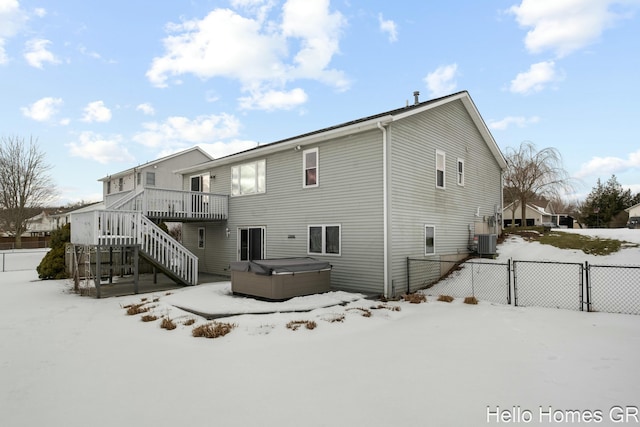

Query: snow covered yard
[[2, 229, 640, 426]]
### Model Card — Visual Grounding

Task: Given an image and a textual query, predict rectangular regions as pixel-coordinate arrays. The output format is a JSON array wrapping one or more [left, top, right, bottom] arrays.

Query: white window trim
[[231, 159, 266, 197], [307, 224, 341, 256], [436, 149, 446, 189], [303, 147, 319, 188], [424, 224, 436, 256], [198, 227, 205, 249], [457, 158, 465, 187]]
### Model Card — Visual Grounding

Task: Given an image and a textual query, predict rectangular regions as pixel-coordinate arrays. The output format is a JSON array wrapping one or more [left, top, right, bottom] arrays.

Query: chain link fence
[[0, 249, 49, 272], [407, 258, 511, 304], [513, 260, 584, 311], [587, 263, 640, 315]]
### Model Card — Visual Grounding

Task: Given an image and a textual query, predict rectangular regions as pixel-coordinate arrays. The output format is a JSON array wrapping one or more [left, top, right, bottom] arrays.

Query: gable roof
[[99, 146, 214, 182], [177, 90, 507, 174]]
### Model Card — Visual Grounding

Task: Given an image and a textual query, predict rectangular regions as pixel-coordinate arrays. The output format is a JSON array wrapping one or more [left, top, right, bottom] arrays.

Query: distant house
[[626, 202, 640, 218], [24, 211, 55, 236], [71, 91, 507, 297], [99, 146, 214, 209], [503, 200, 575, 229]]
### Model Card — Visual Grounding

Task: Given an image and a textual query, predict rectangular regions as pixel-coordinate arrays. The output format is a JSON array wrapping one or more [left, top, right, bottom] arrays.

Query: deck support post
[[95, 244, 101, 299], [133, 245, 140, 294]]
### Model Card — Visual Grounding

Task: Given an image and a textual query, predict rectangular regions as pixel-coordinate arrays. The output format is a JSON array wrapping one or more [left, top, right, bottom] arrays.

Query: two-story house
[[71, 90, 506, 298]]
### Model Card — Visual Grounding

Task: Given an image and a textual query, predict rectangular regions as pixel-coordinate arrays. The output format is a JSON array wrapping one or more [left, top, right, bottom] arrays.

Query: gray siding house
[[176, 91, 507, 297], [100, 146, 214, 208]]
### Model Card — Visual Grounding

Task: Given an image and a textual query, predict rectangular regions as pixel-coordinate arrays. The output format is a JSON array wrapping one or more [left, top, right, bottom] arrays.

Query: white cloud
[[146, 0, 348, 110], [509, 60, 561, 94], [133, 113, 241, 152], [424, 64, 458, 98], [575, 149, 640, 179], [34, 7, 46, 18], [20, 97, 63, 122], [82, 101, 112, 123], [136, 103, 155, 116], [0, 0, 26, 64], [66, 132, 134, 164], [489, 115, 540, 130], [24, 38, 60, 68], [238, 87, 308, 111], [508, 0, 636, 58], [378, 13, 398, 42]]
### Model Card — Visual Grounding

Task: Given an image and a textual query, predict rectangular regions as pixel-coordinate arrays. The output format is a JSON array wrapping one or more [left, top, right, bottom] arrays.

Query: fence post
[[513, 259, 518, 307], [2, 253, 4, 272], [406, 258, 410, 294], [507, 258, 512, 305], [584, 261, 590, 312]]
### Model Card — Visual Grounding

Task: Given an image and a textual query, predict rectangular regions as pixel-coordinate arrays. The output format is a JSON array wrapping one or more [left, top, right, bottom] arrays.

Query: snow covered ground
[[2, 229, 640, 426]]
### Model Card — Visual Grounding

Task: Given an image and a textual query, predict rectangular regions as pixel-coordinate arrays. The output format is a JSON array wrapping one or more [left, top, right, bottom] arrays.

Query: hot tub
[[229, 258, 331, 301]]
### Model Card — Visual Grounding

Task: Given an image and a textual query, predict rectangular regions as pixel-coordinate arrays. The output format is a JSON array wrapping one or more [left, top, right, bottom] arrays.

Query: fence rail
[[407, 257, 640, 315]]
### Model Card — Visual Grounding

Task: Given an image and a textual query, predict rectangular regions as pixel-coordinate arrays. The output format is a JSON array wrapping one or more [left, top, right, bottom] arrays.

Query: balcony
[[109, 188, 228, 222]]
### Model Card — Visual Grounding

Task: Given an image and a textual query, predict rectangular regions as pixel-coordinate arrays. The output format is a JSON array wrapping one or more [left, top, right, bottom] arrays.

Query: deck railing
[[107, 188, 228, 221], [70, 210, 198, 285]]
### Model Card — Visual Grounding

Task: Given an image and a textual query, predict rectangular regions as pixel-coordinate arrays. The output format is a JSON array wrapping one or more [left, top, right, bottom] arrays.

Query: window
[[137, 173, 141, 186], [308, 225, 341, 256], [425, 225, 435, 255], [303, 148, 318, 188], [231, 160, 266, 196], [146, 172, 156, 186], [107, 181, 111, 194], [198, 228, 205, 249], [457, 158, 464, 186], [118, 177, 123, 192], [436, 150, 445, 189]]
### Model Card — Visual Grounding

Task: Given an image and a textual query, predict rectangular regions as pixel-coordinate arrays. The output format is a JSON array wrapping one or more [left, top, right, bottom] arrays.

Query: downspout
[[377, 122, 390, 298]]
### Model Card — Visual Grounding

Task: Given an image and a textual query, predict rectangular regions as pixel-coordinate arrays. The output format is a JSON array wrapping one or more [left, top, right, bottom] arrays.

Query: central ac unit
[[476, 234, 497, 255]]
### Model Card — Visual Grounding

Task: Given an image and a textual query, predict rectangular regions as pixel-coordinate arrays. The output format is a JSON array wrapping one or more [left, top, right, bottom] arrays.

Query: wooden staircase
[[70, 209, 198, 287]]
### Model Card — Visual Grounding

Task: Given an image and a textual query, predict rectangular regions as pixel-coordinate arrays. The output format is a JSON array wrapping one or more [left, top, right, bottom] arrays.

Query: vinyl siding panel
[[388, 99, 503, 294], [187, 130, 386, 295]]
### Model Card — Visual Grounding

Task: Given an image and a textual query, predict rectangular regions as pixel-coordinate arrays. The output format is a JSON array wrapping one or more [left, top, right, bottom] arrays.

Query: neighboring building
[[626, 203, 640, 228], [503, 200, 576, 229], [24, 211, 56, 236], [626, 202, 640, 218], [503, 201, 556, 227], [71, 91, 507, 298], [100, 146, 214, 208]]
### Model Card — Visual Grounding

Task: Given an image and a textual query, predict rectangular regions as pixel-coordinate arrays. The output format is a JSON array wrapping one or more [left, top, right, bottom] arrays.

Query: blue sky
[[1, 0, 639, 205]]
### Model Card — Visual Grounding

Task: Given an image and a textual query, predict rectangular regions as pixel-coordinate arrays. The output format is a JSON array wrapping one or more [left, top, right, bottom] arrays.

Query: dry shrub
[[403, 293, 427, 304], [346, 307, 372, 317], [192, 322, 236, 338], [324, 314, 345, 323], [141, 314, 158, 322], [438, 295, 454, 303], [286, 320, 317, 331], [152, 297, 159, 303], [160, 317, 177, 330], [125, 303, 151, 315], [464, 296, 479, 305], [375, 304, 401, 312], [140, 297, 148, 302], [183, 318, 196, 326]]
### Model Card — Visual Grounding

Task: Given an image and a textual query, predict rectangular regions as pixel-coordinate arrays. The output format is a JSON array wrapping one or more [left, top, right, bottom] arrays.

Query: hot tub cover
[[229, 257, 331, 276]]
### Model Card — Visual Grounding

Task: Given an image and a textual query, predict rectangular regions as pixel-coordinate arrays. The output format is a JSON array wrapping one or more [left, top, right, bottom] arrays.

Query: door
[[190, 175, 210, 215], [238, 227, 265, 261]]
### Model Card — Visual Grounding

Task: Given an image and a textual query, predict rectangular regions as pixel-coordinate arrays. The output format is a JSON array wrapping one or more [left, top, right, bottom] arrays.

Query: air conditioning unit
[[476, 234, 497, 256]]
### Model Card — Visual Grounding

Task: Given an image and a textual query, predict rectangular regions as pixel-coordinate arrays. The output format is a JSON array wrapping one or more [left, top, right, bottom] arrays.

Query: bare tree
[[0, 136, 56, 248], [503, 141, 573, 227]]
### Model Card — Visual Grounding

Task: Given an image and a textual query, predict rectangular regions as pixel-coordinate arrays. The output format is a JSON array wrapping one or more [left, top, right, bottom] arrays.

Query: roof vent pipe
[[413, 91, 420, 105]]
